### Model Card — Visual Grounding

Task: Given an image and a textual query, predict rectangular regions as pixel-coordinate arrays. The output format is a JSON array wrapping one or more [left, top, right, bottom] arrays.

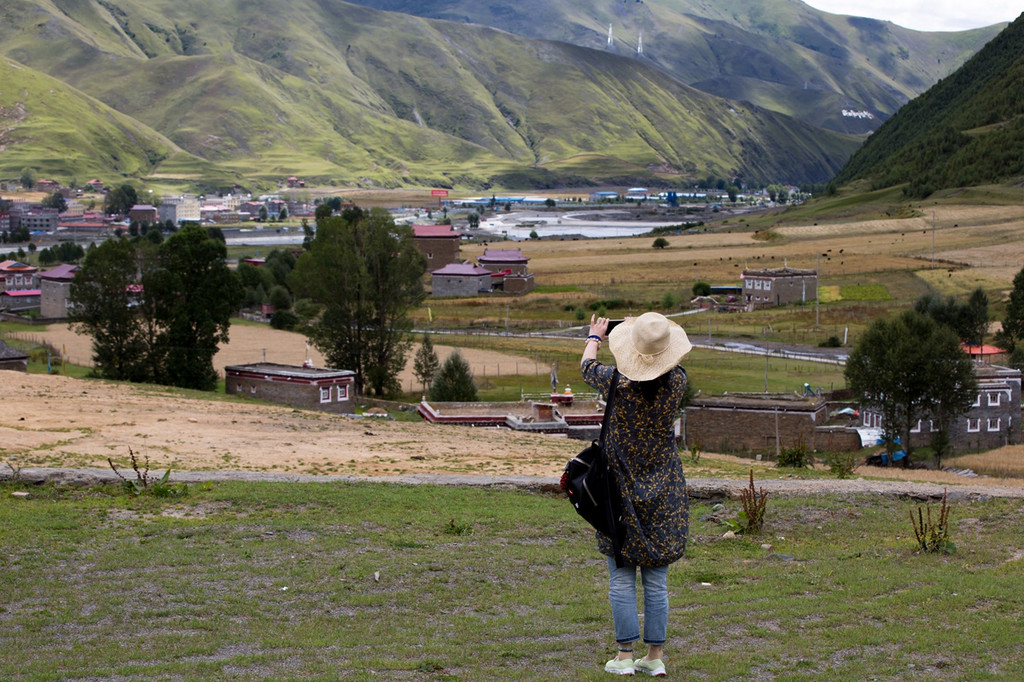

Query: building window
[[973, 394, 981, 407], [910, 420, 921, 433], [988, 392, 1001, 407], [929, 420, 938, 432], [336, 384, 348, 401], [319, 386, 332, 403], [745, 280, 753, 289], [987, 418, 1001, 432], [764, 280, 771, 291], [967, 418, 980, 433]]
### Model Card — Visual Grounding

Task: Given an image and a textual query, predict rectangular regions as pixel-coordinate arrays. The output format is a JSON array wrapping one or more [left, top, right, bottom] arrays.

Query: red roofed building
[[477, 248, 534, 294], [412, 224, 461, 267]]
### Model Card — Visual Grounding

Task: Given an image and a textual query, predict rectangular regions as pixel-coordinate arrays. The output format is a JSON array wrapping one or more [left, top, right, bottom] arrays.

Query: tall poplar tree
[[288, 207, 426, 397]]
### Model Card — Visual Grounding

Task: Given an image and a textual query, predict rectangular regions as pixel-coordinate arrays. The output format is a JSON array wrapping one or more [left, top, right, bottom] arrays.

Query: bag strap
[[597, 369, 619, 449], [599, 370, 626, 568]]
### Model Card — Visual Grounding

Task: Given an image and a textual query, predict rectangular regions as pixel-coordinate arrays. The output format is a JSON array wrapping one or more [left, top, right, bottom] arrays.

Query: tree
[[69, 237, 152, 382], [288, 207, 426, 397], [466, 212, 480, 229], [845, 310, 977, 466], [916, 287, 989, 346], [146, 224, 243, 390], [998, 266, 1024, 351], [20, 167, 36, 190], [428, 350, 477, 402], [964, 287, 989, 347], [41, 192, 67, 213], [692, 282, 712, 297], [652, 237, 669, 249], [413, 333, 440, 393], [727, 185, 739, 203], [103, 184, 138, 216]]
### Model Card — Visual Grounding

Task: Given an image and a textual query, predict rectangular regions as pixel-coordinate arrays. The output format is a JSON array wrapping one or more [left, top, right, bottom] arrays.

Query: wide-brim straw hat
[[608, 312, 692, 382]]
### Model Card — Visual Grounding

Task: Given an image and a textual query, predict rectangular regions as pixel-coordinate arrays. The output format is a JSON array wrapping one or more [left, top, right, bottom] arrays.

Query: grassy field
[[2, 479, 1023, 680]]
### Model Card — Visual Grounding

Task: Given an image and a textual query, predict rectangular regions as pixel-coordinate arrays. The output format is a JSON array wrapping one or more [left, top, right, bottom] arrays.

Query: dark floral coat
[[581, 358, 689, 567]]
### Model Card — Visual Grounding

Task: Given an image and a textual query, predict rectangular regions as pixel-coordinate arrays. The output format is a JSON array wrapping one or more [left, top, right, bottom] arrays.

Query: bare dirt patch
[[20, 323, 545, 391], [1, 372, 577, 477]]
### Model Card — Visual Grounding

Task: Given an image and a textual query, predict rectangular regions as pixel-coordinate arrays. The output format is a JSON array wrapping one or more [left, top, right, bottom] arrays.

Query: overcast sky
[[802, 1, 1020, 32]]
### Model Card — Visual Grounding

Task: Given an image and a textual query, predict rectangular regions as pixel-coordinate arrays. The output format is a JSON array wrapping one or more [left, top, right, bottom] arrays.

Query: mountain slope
[[832, 14, 1024, 196], [0, 57, 203, 181], [345, 0, 1005, 135], [0, 0, 860, 188]]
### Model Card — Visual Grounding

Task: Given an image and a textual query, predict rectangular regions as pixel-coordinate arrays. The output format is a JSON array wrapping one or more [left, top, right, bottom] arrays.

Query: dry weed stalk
[[910, 488, 955, 554], [739, 468, 769, 534]]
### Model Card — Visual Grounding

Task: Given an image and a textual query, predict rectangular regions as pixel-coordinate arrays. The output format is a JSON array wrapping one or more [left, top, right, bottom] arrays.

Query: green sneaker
[[634, 657, 666, 676], [604, 657, 636, 675]]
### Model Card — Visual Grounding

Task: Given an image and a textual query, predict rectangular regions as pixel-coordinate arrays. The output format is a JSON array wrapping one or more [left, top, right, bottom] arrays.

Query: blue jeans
[[607, 557, 669, 645]]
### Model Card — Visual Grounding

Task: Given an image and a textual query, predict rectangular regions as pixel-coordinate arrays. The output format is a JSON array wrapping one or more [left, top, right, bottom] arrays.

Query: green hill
[[0, 0, 870, 189], [347, 0, 1004, 135], [832, 14, 1024, 197], [0, 57, 208, 182]]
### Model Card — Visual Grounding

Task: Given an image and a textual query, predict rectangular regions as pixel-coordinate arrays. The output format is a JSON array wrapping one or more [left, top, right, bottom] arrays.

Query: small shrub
[[819, 335, 841, 348], [823, 451, 858, 479], [444, 518, 472, 536], [777, 440, 811, 468], [686, 439, 702, 464], [911, 489, 955, 554]]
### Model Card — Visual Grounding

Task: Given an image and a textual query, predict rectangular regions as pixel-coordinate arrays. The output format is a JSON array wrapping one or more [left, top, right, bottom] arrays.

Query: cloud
[[802, 1, 1018, 32]]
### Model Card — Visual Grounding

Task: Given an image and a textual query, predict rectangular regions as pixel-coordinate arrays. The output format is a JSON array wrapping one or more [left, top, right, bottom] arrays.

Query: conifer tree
[[413, 333, 440, 393], [428, 350, 477, 402]]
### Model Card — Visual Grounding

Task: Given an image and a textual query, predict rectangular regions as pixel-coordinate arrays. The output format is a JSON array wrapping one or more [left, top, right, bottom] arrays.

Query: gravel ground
[[12, 467, 1024, 502]]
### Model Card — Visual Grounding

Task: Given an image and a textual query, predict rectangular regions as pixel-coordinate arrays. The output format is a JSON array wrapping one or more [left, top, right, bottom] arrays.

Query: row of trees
[[70, 225, 242, 390]]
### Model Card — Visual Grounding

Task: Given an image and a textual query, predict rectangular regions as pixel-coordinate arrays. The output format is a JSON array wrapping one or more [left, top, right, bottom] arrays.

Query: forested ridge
[[833, 15, 1024, 196]]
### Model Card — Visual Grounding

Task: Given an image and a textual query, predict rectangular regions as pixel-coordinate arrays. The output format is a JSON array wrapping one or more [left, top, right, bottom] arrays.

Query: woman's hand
[[589, 315, 610, 339]]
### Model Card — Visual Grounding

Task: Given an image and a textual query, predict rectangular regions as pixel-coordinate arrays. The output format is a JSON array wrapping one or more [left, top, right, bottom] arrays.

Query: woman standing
[[580, 312, 691, 677]]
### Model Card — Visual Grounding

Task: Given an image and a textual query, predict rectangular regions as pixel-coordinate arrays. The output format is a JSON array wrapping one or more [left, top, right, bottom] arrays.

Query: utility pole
[[815, 252, 821, 329]]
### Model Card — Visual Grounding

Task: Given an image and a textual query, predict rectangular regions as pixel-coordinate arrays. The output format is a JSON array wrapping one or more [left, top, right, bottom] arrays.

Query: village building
[[128, 204, 159, 224], [158, 195, 201, 224], [9, 207, 59, 233], [412, 224, 461, 267], [85, 179, 105, 192], [685, 393, 861, 455], [0, 261, 39, 293], [741, 267, 818, 308], [224, 363, 356, 414], [39, 264, 79, 319], [0, 212, 9, 232], [430, 263, 494, 297], [477, 248, 535, 294], [0, 339, 29, 372], [35, 179, 60, 194], [860, 362, 1022, 452]]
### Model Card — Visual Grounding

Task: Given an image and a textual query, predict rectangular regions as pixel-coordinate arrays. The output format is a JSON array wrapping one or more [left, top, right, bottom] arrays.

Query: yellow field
[[460, 203, 1024, 293]]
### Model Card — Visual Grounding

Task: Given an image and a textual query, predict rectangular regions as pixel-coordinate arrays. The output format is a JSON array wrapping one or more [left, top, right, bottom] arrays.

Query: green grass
[[1, 479, 1022, 680]]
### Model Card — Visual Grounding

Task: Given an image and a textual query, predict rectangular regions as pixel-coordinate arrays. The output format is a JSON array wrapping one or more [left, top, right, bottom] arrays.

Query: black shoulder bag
[[560, 370, 626, 566]]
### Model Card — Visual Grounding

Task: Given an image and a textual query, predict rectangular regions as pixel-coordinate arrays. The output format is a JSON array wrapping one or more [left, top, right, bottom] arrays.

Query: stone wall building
[[741, 268, 817, 308], [860, 362, 1022, 452], [39, 264, 78, 319], [225, 363, 356, 414], [685, 393, 861, 455], [430, 263, 493, 297]]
